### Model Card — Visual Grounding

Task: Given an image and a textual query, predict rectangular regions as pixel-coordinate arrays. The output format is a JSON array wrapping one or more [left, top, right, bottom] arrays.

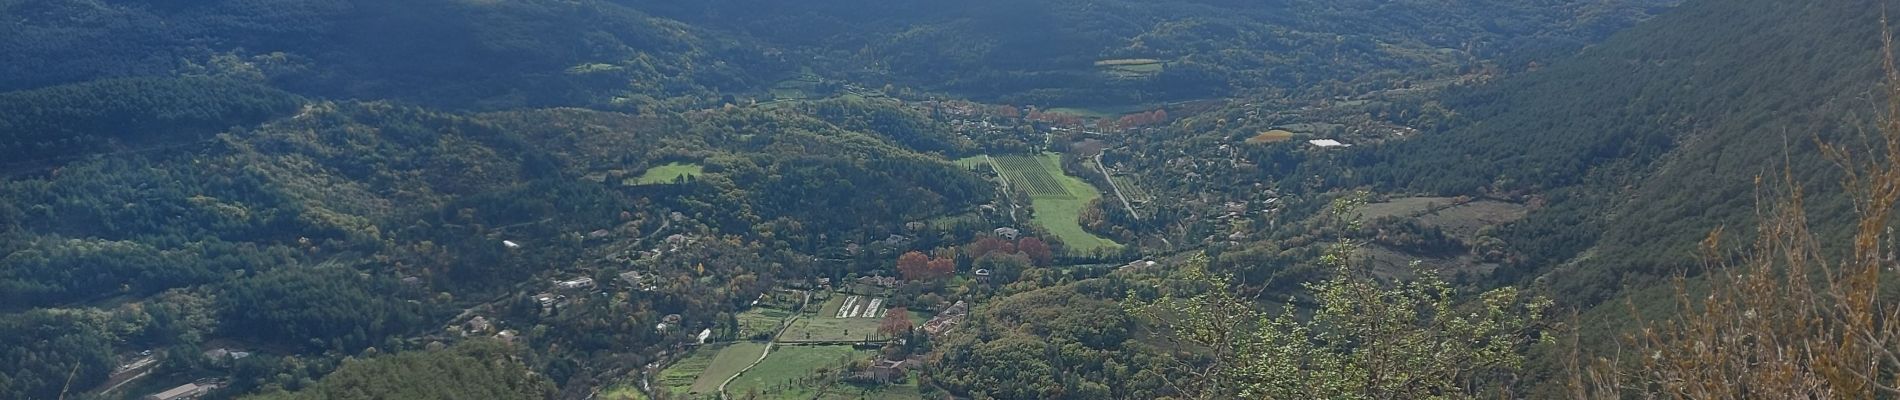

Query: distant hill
[[617, 0, 1676, 105], [0, 0, 778, 109]]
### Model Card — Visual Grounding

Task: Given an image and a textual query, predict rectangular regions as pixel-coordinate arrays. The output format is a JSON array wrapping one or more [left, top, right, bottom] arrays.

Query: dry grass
[[1570, 23, 1900, 399], [1245, 130, 1296, 144]]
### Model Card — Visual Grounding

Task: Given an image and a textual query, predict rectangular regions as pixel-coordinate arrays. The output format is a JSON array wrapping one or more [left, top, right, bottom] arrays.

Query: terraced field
[[1109, 175, 1153, 203]]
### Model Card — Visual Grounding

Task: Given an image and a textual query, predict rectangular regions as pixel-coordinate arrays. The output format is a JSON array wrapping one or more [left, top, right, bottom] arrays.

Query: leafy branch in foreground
[[1570, 20, 1900, 399]]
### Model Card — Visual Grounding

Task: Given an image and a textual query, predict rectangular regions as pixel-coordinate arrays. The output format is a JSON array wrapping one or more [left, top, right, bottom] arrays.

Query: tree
[[966, 237, 1014, 259], [879, 307, 913, 338], [926, 257, 956, 281], [1017, 237, 1052, 266], [1132, 251, 1547, 399], [897, 251, 931, 281]]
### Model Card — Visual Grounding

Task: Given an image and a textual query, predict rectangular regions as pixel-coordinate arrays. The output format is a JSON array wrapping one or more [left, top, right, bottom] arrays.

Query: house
[[145, 383, 212, 400], [993, 227, 1021, 240], [556, 277, 595, 291], [972, 269, 992, 280], [203, 348, 251, 362], [1306, 139, 1348, 148], [871, 359, 909, 382], [620, 271, 656, 291], [534, 293, 557, 308], [502, 240, 522, 249], [858, 275, 898, 288], [464, 316, 493, 335], [922, 301, 970, 336]]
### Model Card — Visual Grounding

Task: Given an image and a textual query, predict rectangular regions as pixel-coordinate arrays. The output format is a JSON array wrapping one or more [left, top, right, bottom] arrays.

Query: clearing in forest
[[1246, 129, 1297, 144], [991, 153, 1122, 253], [1094, 58, 1167, 77], [631, 162, 704, 185]]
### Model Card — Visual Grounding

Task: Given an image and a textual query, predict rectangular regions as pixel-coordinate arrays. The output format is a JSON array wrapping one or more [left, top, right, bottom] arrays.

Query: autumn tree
[[925, 257, 957, 280], [1017, 237, 1052, 266], [879, 307, 913, 338], [896, 251, 931, 281], [966, 236, 1014, 259]]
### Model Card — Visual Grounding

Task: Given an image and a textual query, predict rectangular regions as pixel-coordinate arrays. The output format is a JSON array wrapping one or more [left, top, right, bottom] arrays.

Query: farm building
[[144, 382, 213, 400]]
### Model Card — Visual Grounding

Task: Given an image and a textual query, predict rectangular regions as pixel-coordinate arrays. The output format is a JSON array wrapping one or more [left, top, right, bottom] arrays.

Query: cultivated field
[[631, 162, 704, 185], [1108, 175, 1153, 203], [991, 153, 1121, 253], [725, 345, 872, 397], [658, 344, 726, 397], [688, 342, 771, 395], [782, 295, 889, 343]]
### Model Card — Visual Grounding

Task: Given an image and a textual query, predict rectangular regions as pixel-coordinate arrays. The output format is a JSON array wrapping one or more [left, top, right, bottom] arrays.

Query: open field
[[1415, 200, 1529, 240], [953, 155, 991, 170], [658, 344, 726, 397], [1357, 197, 1460, 220], [1044, 103, 1157, 119], [726, 345, 872, 396], [737, 307, 795, 341], [1095, 58, 1166, 78], [1246, 129, 1297, 144], [688, 342, 771, 395], [992, 153, 1121, 253], [631, 162, 704, 185], [818, 377, 925, 400], [783, 295, 888, 342]]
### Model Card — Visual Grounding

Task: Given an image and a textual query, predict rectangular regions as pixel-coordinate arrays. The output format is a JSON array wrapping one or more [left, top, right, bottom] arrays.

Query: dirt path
[[718, 309, 805, 399], [717, 342, 775, 399], [985, 155, 1022, 223], [1094, 151, 1140, 219]]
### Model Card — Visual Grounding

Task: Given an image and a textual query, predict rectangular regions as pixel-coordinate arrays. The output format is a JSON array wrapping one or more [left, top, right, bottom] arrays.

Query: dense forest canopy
[[10, 0, 1900, 399]]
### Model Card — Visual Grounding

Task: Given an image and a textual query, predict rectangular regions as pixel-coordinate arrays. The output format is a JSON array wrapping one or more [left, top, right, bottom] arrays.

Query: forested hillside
[[1, 0, 775, 109], [21, 0, 1900, 399], [1343, 0, 1892, 306]]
